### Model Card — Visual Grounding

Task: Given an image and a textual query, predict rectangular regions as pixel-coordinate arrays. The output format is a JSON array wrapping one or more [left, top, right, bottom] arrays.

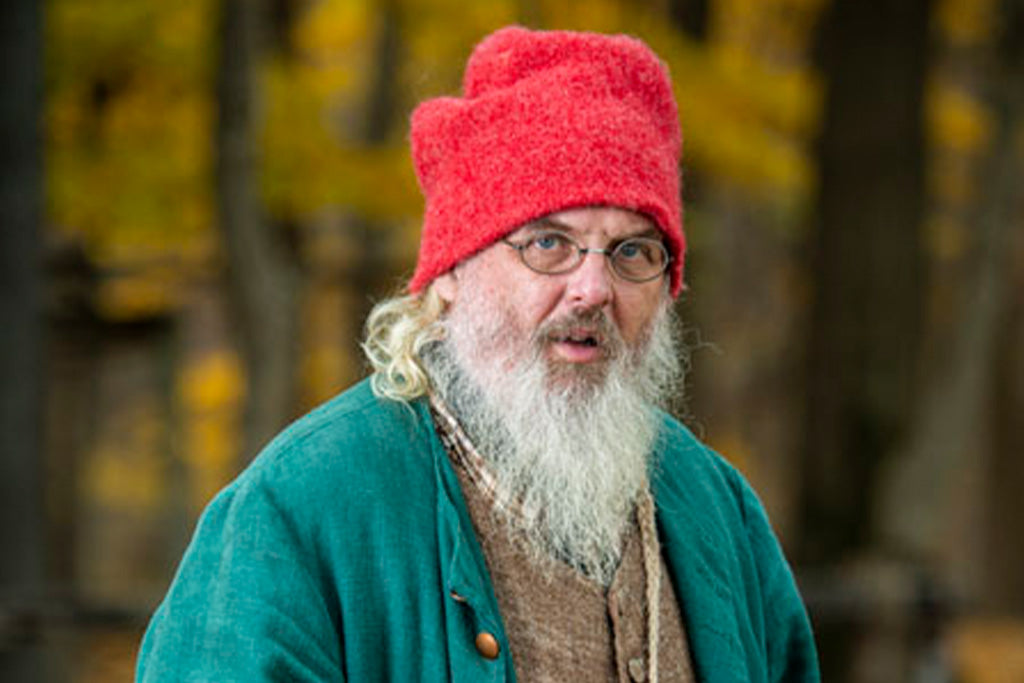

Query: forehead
[[513, 206, 659, 241]]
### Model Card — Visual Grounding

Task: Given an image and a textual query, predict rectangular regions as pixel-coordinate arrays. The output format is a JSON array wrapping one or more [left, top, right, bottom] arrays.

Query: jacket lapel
[[419, 399, 515, 683], [652, 435, 756, 683]]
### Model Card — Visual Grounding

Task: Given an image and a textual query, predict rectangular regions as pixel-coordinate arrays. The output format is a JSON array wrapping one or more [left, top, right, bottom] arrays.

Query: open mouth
[[541, 317, 616, 364], [559, 336, 598, 348], [556, 330, 603, 347], [548, 329, 608, 360]]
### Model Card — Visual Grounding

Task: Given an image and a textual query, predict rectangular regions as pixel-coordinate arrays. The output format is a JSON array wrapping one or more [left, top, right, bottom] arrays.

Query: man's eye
[[617, 240, 648, 260], [532, 233, 568, 250]]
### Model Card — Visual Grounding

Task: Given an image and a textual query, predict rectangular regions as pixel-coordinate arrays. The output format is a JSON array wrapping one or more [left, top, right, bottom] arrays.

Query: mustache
[[532, 309, 625, 357]]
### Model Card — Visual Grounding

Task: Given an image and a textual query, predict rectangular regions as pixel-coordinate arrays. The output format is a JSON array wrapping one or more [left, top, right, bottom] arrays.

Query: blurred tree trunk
[[0, 0, 46, 680], [667, 0, 709, 40], [983, 0, 1024, 617], [800, 0, 931, 565], [802, 4, 932, 678], [216, 0, 298, 459], [347, 0, 404, 348], [874, 0, 1024, 611], [990, 266, 1024, 615]]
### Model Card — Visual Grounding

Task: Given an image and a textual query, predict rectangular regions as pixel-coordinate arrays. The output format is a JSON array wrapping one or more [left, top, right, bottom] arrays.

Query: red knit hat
[[408, 26, 685, 296]]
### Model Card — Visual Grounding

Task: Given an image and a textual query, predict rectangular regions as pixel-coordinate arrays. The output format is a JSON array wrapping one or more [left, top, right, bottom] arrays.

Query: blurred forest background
[[2, 0, 1023, 680]]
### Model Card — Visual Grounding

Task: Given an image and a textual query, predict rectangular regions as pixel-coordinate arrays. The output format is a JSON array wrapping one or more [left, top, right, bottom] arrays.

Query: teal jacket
[[137, 379, 819, 682]]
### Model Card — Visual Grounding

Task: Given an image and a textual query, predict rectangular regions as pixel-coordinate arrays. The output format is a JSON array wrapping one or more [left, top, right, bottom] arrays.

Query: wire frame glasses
[[503, 230, 670, 283]]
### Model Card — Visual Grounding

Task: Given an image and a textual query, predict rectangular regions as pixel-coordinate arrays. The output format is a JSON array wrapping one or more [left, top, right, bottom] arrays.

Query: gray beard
[[422, 301, 683, 585]]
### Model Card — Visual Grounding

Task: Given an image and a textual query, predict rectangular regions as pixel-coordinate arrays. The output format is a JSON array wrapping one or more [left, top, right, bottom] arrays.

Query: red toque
[[408, 26, 685, 296]]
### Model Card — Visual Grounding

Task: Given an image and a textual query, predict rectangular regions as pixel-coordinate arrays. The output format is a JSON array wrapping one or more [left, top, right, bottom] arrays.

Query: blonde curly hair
[[361, 287, 447, 402]]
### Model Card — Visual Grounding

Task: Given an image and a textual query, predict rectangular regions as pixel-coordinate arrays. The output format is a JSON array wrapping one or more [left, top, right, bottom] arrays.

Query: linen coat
[[137, 379, 819, 682]]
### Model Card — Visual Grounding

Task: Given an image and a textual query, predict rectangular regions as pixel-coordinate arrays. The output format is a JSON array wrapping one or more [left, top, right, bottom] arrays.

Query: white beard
[[422, 291, 683, 585]]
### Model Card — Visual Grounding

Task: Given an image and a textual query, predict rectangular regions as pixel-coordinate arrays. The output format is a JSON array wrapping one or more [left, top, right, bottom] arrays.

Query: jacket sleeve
[[136, 476, 345, 682], [736, 475, 820, 683]]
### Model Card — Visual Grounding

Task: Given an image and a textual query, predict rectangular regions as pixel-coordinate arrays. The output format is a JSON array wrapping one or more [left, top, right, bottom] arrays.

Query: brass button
[[475, 631, 500, 659]]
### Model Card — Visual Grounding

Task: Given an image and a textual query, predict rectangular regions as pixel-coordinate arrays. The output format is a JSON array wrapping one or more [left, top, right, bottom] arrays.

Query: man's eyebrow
[[524, 217, 661, 240], [631, 226, 661, 239], [525, 216, 573, 232]]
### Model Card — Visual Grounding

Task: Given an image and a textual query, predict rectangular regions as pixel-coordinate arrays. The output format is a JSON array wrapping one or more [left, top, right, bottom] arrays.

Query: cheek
[[615, 288, 664, 343], [456, 268, 535, 343], [460, 253, 569, 333], [485, 272, 562, 331], [523, 286, 564, 328]]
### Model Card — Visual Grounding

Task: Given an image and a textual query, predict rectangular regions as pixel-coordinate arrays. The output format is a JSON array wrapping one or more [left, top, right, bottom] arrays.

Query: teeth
[[553, 331, 601, 346]]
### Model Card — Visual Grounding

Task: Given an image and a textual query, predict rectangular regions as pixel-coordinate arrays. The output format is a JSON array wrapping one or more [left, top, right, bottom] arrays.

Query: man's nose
[[565, 250, 613, 308]]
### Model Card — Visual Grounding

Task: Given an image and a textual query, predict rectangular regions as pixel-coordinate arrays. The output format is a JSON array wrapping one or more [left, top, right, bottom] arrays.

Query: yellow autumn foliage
[[47, 0, 830, 309], [928, 79, 994, 154], [294, 0, 373, 59], [83, 398, 167, 510], [46, 0, 214, 274], [935, 0, 1000, 47], [95, 269, 186, 321], [46, 0, 997, 322], [180, 350, 245, 410], [85, 443, 167, 511], [300, 282, 360, 406], [951, 617, 1024, 683], [178, 351, 245, 511]]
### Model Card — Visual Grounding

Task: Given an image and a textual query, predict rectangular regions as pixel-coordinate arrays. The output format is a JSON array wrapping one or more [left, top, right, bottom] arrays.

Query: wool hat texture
[[408, 26, 686, 296]]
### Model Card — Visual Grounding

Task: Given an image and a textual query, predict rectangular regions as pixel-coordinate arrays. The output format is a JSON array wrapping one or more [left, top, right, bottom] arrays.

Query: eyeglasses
[[503, 230, 671, 283]]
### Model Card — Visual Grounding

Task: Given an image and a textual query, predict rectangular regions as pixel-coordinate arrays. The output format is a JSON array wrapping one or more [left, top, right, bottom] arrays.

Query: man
[[137, 26, 819, 682]]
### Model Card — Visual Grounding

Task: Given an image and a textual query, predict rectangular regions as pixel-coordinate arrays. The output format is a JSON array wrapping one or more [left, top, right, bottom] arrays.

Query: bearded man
[[137, 26, 819, 683]]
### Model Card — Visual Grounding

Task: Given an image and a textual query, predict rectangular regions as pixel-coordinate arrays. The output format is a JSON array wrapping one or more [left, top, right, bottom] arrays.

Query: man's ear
[[433, 271, 458, 305]]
